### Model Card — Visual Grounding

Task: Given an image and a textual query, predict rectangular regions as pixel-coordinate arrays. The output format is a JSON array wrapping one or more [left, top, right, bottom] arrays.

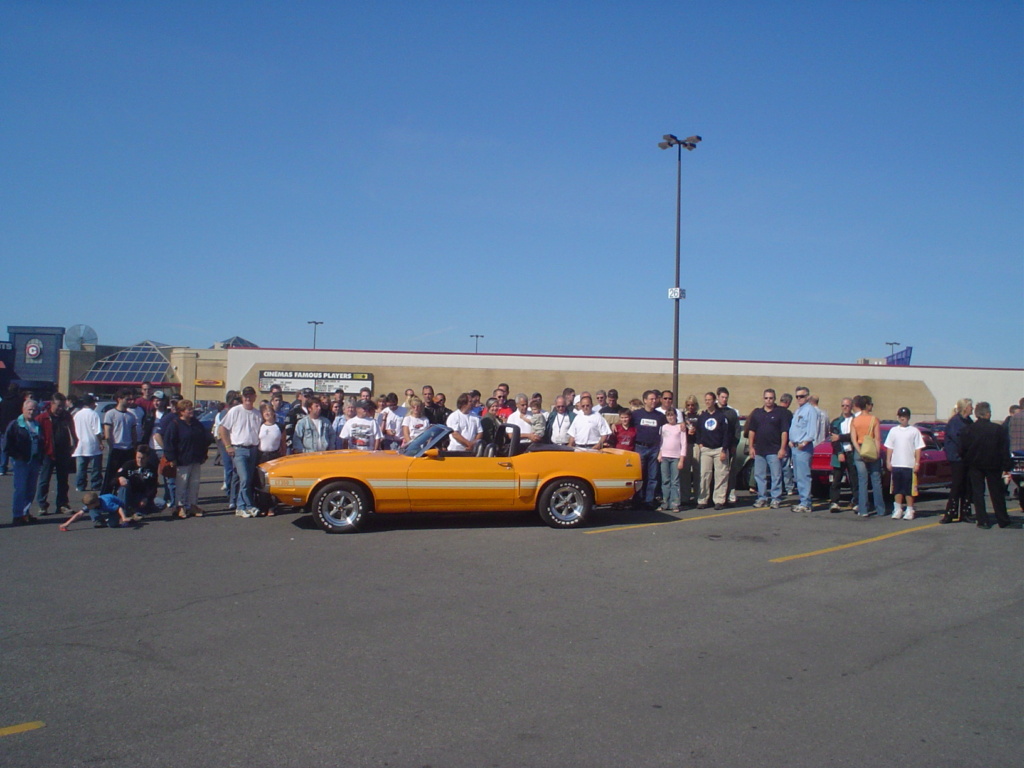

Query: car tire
[[311, 481, 371, 533], [537, 478, 593, 529]]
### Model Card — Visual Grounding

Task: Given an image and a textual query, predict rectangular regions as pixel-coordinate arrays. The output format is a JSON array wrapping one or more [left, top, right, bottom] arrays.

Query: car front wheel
[[311, 481, 370, 533], [537, 478, 593, 529]]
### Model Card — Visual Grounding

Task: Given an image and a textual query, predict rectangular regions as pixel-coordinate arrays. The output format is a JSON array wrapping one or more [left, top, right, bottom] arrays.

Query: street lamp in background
[[471, 334, 484, 354], [308, 321, 323, 349], [658, 133, 701, 400], [886, 341, 901, 356]]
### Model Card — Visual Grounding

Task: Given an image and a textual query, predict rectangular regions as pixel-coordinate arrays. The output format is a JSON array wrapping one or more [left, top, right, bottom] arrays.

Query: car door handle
[[498, 462, 513, 469]]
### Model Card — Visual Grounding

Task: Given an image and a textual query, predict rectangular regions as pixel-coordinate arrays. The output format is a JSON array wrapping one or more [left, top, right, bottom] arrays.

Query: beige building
[[59, 341, 1022, 422]]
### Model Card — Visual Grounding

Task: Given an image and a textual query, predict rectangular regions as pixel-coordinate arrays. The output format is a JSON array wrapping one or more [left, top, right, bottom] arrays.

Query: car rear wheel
[[537, 478, 592, 529], [311, 481, 370, 533]]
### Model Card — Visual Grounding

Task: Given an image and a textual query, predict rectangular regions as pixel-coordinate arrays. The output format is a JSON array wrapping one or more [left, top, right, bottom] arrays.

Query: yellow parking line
[[0, 721, 45, 737], [587, 506, 762, 534], [770, 523, 941, 563]]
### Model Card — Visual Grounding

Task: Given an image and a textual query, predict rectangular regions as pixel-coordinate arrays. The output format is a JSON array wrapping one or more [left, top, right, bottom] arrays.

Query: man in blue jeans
[[630, 390, 666, 509], [788, 387, 822, 513], [218, 386, 263, 518], [747, 388, 791, 509]]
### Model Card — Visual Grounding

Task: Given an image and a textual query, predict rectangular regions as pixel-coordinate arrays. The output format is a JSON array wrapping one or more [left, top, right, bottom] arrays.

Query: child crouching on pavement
[[60, 491, 132, 531]]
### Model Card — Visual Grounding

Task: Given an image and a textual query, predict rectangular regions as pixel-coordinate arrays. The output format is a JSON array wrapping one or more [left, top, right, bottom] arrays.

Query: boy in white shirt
[[340, 401, 382, 451], [884, 407, 926, 520], [445, 393, 482, 453]]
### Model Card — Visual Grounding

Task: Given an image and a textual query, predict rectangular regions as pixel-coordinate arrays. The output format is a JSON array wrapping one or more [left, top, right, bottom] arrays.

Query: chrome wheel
[[311, 481, 370, 533], [538, 479, 593, 528]]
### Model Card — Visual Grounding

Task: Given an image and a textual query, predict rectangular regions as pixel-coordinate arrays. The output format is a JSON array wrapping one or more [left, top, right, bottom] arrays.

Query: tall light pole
[[886, 341, 901, 356], [658, 133, 701, 399], [470, 334, 484, 354], [308, 321, 323, 349]]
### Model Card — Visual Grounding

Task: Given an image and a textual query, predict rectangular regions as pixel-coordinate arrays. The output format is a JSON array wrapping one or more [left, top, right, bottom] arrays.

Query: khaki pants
[[699, 446, 729, 506]]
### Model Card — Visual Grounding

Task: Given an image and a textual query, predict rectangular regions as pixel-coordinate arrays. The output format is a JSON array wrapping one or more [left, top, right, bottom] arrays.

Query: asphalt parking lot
[[1, 465, 1021, 768]]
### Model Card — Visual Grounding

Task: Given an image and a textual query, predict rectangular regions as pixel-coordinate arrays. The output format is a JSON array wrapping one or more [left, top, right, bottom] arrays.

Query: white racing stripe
[[371, 479, 518, 490], [270, 476, 633, 491]]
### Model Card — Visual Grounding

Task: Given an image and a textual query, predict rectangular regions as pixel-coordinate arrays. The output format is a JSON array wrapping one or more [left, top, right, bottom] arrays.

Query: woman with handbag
[[162, 399, 213, 519], [850, 394, 885, 516]]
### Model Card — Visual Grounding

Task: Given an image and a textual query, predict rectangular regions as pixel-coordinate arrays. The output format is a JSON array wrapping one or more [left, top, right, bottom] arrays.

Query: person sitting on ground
[[60, 491, 132, 531], [116, 444, 160, 519]]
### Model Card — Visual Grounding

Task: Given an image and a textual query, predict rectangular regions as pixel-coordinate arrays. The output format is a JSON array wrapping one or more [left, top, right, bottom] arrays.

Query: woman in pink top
[[658, 408, 688, 512]]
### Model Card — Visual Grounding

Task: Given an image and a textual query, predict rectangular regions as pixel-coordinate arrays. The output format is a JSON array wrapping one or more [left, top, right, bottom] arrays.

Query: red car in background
[[914, 421, 947, 447], [811, 426, 951, 501]]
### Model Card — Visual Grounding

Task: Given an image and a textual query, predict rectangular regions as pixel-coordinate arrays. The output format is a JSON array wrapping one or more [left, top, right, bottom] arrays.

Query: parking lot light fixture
[[308, 320, 323, 349], [658, 133, 701, 399]]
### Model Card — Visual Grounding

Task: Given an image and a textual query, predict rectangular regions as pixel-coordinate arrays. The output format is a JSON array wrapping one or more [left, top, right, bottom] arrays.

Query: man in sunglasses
[[788, 387, 822, 513]]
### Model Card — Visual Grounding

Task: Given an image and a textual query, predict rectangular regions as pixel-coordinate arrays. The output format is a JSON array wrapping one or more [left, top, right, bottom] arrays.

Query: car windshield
[[399, 424, 451, 458]]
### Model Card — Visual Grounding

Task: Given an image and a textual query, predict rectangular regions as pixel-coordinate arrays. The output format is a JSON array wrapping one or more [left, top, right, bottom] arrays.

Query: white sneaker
[[892, 506, 903, 519], [728, 491, 737, 503], [235, 507, 247, 517], [221, 483, 227, 491], [904, 508, 915, 520]]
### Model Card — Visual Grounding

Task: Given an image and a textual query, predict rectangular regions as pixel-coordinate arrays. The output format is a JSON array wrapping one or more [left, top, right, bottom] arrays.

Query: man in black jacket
[[962, 401, 1013, 529]]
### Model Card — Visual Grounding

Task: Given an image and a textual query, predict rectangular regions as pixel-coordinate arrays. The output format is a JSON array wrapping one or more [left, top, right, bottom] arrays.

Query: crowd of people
[[2, 379, 1021, 531]]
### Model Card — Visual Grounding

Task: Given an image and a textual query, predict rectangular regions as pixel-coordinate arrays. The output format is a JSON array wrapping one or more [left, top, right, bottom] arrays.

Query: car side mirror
[[423, 448, 441, 459]]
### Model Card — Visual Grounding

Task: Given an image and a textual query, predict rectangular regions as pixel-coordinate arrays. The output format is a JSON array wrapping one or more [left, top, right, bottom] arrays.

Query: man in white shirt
[[445, 393, 482, 453], [567, 395, 611, 449], [506, 394, 541, 445], [218, 386, 263, 517], [656, 391, 684, 421], [72, 395, 104, 491], [380, 393, 406, 450]]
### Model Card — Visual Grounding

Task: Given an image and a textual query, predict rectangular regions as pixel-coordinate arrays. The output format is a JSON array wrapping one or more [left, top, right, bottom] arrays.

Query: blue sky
[[2, 1, 1021, 369]]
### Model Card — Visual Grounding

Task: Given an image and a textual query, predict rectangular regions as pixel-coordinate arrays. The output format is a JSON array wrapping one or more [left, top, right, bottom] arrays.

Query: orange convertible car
[[257, 424, 642, 533]]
